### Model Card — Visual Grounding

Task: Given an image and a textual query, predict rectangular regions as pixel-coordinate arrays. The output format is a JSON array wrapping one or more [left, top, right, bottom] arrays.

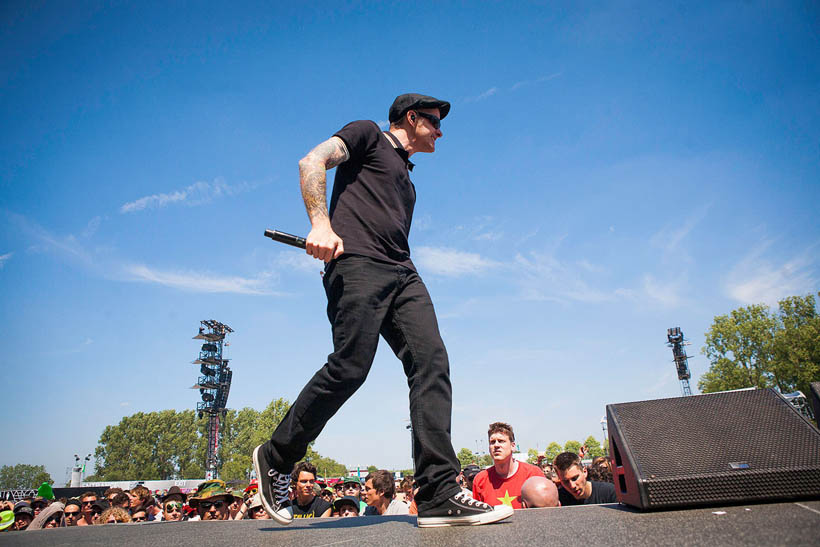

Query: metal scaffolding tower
[[192, 319, 234, 479], [667, 327, 693, 396]]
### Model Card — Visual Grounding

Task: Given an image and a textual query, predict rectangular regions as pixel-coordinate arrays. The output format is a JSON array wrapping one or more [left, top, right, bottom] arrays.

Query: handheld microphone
[[263, 229, 306, 249]]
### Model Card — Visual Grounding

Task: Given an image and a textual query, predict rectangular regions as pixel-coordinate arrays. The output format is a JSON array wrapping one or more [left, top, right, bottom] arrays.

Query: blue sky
[[2, 1, 818, 483]]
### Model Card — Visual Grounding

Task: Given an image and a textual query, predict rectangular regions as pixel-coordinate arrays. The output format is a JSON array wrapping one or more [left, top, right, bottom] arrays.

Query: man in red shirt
[[472, 422, 544, 509]]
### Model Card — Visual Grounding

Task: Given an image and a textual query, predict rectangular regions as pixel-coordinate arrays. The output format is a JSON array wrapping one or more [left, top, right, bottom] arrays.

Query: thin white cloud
[[5, 211, 92, 265], [511, 72, 563, 90], [645, 369, 676, 394], [120, 178, 253, 213], [725, 243, 817, 306], [464, 87, 498, 103], [122, 263, 278, 295], [0, 252, 12, 268], [641, 273, 684, 308], [513, 251, 621, 303], [82, 216, 102, 238], [414, 246, 499, 277], [649, 203, 711, 255]]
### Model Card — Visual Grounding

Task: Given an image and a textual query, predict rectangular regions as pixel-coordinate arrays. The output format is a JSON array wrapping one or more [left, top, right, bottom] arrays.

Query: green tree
[[456, 448, 478, 468], [478, 454, 493, 468], [699, 304, 778, 392], [526, 448, 540, 464], [94, 409, 205, 480], [771, 294, 820, 396], [583, 436, 604, 458], [366, 465, 378, 474], [564, 440, 582, 455], [699, 293, 820, 395], [544, 442, 563, 463], [0, 464, 53, 490], [92, 397, 354, 482]]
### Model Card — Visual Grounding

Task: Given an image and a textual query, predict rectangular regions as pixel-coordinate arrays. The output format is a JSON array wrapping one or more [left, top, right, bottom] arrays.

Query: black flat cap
[[389, 93, 450, 123]]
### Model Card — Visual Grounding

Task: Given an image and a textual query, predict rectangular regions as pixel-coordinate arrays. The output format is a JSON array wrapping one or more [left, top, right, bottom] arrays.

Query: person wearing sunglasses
[[189, 479, 239, 521], [340, 477, 367, 514], [242, 494, 271, 520], [77, 492, 99, 526], [88, 499, 110, 525], [27, 501, 64, 530], [254, 93, 512, 529], [63, 499, 82, 527], [130, 506, 148, 523], [158, 486, 187, 522]]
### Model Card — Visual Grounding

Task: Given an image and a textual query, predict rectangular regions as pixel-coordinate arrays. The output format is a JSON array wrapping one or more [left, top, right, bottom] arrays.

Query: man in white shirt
[[363, 470, 409, 516]]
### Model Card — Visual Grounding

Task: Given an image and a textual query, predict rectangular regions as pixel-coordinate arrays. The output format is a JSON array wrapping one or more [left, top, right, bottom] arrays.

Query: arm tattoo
[[299, 137, 348, 222]]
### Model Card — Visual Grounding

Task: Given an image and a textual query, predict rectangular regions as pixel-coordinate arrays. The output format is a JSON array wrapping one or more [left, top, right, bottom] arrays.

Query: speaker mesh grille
[[611, 389, 820, 507]]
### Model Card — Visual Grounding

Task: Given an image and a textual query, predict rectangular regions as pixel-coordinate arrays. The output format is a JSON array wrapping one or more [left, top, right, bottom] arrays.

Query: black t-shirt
[[330, 120, 416, 270], [292, 496, 331, 518], [558, 480, 617, 506]]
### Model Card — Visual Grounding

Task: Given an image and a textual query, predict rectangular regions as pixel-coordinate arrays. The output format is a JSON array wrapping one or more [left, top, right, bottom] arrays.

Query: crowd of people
[[0, 421, 616, 533]]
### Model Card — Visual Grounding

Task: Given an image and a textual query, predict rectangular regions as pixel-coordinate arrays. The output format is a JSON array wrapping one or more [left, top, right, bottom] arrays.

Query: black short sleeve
[[328, 120, 417, 270], [334, 120, 380, 164]]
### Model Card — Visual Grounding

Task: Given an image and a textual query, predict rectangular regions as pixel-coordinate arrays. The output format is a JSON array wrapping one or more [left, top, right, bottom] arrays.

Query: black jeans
[[265, 255, 461, 511]]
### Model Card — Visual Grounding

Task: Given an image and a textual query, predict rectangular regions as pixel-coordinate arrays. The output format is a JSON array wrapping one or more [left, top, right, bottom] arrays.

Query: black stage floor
[[6, 499, 820, 546]]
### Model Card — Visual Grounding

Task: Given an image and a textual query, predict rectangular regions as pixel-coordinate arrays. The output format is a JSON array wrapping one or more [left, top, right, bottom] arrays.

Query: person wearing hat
[[28, 501, 64, 530], [253, 93, 513, 529], [89, 499, 109, 524], [188, 479, 238, 521], [0, 510, 14, 532], [332, 496, 360, 518], [30, 497, 49, 517], [241, 493, 270, 520], [340, 476, 367, 514], [159, 486, 186, 522], [319, 486, 335, 505], [12, 502, 34, 531]]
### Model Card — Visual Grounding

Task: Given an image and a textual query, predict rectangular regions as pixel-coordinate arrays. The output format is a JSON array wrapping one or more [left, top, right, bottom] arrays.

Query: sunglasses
[[132, 516, 147, 522], [81, 500, 97, 506], [344, 484, 361, 489], [65, 511, 81, 517], [164, 503, 182, 511], [199, 500, 225, 510], [414, 111, 441, 129]]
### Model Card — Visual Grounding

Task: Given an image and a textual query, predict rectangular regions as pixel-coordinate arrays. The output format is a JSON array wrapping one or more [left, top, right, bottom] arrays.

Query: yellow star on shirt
[[497, 490, 517, 507]]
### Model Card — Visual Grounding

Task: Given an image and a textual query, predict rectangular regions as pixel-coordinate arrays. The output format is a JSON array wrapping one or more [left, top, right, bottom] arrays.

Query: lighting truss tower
[[192, 319, 234, 479], [666, 327, 692, 396]]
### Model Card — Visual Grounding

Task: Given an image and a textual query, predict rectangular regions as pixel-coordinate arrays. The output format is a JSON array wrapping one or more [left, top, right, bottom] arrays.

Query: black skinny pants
[[266, 255, 462, 511]]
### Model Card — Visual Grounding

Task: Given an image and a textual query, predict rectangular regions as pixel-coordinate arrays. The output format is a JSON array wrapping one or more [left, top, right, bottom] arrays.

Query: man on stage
[[253, 93, 513, 528]]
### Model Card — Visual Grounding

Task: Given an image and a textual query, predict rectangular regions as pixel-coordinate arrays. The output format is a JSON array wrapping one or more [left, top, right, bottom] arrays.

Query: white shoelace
[[454, 491, 489, 508], [267, 470, 291, 503]]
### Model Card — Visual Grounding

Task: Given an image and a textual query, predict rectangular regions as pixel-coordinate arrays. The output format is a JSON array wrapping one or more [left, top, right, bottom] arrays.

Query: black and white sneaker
[[417, 490, 514, 528], [252, 443, 293, 525]]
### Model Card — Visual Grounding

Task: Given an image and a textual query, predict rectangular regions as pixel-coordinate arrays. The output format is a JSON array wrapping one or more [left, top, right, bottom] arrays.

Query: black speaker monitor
[[607, 388, 820, 510]]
